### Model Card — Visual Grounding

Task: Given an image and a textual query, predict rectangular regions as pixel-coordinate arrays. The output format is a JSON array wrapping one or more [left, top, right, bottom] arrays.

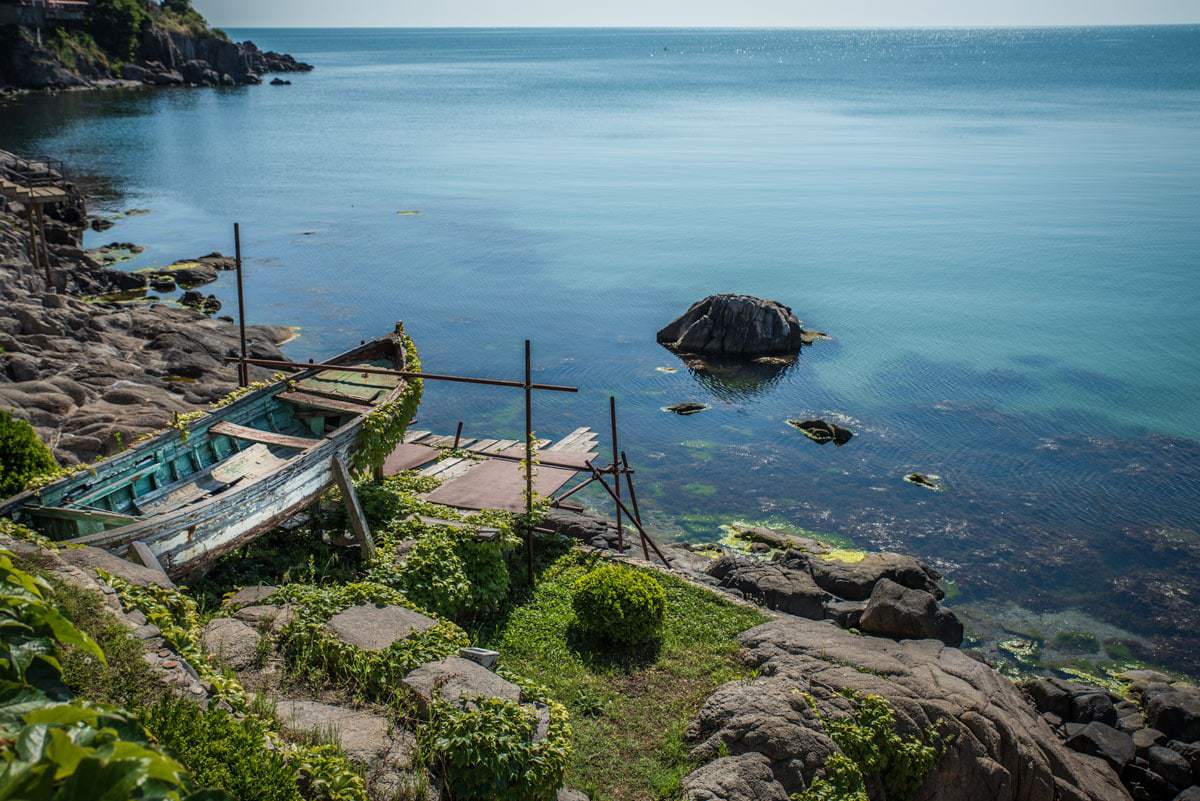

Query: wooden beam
[[130, 541, 176, 588], [209, 421, 320, 450], [332, 456, 375, 560], [277, 390, 371, 416]]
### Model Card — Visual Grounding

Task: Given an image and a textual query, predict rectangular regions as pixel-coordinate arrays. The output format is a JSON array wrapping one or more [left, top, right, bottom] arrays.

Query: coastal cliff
[[0, 0, 310, 91]]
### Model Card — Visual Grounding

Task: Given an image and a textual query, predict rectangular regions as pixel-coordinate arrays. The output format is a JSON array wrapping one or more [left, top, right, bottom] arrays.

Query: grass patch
[[476, 550, 766, 801]]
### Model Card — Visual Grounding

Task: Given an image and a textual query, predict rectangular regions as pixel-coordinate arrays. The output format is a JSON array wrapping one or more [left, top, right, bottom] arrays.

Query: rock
[[823, 599, 866, 629], [179, 290, 205, 307], [234, 604, 294, 634], [1118, 713, 1147, 733], [149, 276, 176, 292], [1073, 693, 1119, 726], [180, 59, 219, 85], [780, 548, 944, 601], [121, 63, 155, 83], [680, 752, 788, 801], [557, 790, 589, 801], [905, 472, 943, 491], [325, 604, 437, 651], [787, 418, 853, 446], [402, 656, 521, 714], [1146, 691, 1200, 743], [154, 69, 186, 86], [664, 402, 710, 415], [686, 618, 1129, 800], [1148, 745, 1193, 789], [226, 585, 278, 608], [1132, 729, 1166, 753], [1167, 740, 1200, 779], [706, 555, 828, 619], [858, 578, 963, 646], [270, 77, 292, 85], [1066, 722, 1135, 772], [1123, 764, 1175, 800], [1174, 787, 1200, 801], [90, 217, 115, 232], [657, 294, 813, 357], [200, 618, 260, 670], [5, 352, 40, 381], [58, 546, 173, 589]]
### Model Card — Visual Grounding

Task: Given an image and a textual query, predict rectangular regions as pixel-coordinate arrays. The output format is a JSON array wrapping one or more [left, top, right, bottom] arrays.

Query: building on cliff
[[0, 1, 92, 44]]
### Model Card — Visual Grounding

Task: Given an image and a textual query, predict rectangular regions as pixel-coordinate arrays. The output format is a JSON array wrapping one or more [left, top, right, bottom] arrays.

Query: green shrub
[[571, 564, 666, 647], [88, 0, 146, 60], [795, 692, 945, 801], [353, 331, 423, 475], [419, 691, 571, 801], [0, 410, 57, 498], [145, 696, 301, 801], [394, 529, 509, 621]]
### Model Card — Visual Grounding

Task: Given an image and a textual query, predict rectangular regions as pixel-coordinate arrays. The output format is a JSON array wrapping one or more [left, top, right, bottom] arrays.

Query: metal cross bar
[[223, 356, 578, 393], [584, 460, 672, 568]]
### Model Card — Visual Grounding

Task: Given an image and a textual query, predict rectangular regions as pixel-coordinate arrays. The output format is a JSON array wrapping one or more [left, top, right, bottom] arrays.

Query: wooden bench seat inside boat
[[208, 421, 320, 450], [131, 444, 289, 516], [297, 364, 401, 403]]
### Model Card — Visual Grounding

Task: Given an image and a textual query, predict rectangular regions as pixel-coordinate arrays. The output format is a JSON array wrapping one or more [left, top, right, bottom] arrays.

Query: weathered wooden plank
[[382, 443, 440, 476], [332, 455, 375, 560], [285, 383, 379, 407], [209, 421, 320, 450], [403, 430, 431, 443], [277, 391, 369, 416], [130, 541, 175, 588], [26, 506, 137, 525]]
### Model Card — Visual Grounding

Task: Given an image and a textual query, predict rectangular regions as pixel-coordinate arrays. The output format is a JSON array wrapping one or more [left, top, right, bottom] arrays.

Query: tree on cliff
[[0, 411, 57, 498], [88, 0, 147, 61]]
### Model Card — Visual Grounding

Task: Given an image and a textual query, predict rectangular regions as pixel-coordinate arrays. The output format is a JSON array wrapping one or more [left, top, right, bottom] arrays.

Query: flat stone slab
[[325, 604, 437, 651], [226, 585, 278, 608], [200, 617, 260, 670], [403, 656, 521, 713], [234, 603, 295, 633], [60, 546, 174, 589]]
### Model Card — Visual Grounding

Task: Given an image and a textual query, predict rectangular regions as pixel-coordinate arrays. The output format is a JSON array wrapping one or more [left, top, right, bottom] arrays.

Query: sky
[[193, 0, 1200, 29]]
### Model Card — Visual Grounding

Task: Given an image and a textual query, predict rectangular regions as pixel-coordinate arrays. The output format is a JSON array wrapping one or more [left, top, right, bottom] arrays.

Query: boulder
[[1131, 728, 1165, 753], [226, 584, 278, 608], [121, 63, 155, 83], [402, 656, 521, 714], [685, 617, 1130, 800], [200, 617, 260, 670], [858, 578, 963, 646], [58, 546, 173, 589], [680, 752, 788, 801], [1123, 764, 1175, 800], [270, 77, 292, 85], [179, 59, 219, 85], [234, 604, 294, 634], [706, 555, 828, 619], [1065, 723, 1135, 772], [1167, 740, 1200, 779], [1147, 745, 1193, 789], [1146, 691, 1200, 743], [1073, 693, 1119, 726], [780, 548, 944, 601], [787, 418, 853, 446], [1175, 787, 1200, 801], [657, 294, 812, 357], [664, 402, 710, 415], [325, 604, 437, 651]]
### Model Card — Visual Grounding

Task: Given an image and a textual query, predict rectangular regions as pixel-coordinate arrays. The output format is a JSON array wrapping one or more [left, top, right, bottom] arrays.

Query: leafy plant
[[392, 529, 509, 621], [419, 690, 571, 801], [571, 564, 666, 648], [794, 692, 945, 801], [0, 410, 58, 499], [352, 330, 423, 476]]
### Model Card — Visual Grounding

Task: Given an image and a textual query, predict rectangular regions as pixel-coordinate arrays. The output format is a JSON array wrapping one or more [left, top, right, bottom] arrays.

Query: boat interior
[[15, 359, 403, 540]]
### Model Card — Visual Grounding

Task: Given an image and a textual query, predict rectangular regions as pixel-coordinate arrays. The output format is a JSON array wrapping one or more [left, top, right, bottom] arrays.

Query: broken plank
[[332, 455, 375, 560], [209, 421, 321, 450], [277, 391, 371, 416], [130, 541, 175, 588]]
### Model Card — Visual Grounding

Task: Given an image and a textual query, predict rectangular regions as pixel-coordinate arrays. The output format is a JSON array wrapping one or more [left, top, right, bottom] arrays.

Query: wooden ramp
[[380, 427, 599, 512]]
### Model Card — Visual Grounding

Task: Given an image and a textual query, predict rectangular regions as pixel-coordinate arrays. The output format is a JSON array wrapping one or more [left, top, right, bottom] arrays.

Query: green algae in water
[[820, 548, 869, 564], [1053, 630, 1101, 654], [999, 637, 1043, 667]]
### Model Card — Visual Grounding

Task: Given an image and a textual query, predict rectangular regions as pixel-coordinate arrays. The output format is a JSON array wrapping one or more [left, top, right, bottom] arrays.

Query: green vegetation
[[0, 550, 211, 800], [88, 0, 146, 60], [0, 410, 57, 498], [571, 564, 666, 649], [794, 692, 946, 801], [47, 27, 108, 72], [420, 689, 572, 801], [352, 331, 423, 475], [393, 529, 509, 620], [274, 580, 468, 703], [480, 551, 766, 800]]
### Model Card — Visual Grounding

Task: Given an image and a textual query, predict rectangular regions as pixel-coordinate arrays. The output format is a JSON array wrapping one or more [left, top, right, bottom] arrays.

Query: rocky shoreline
[[546, 507, 1200, 801], [0, 178, 290, 465]]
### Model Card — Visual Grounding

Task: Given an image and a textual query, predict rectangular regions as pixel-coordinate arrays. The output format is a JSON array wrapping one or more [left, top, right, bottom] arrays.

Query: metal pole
[[234, 223, 248, 387], [610, 395, 623, 553], [223, 356, 578, 393], [584, 461, 672, 568], [524, 339, 535, 583], [622, 451, 650, 561], [453, 421, 463, 449]]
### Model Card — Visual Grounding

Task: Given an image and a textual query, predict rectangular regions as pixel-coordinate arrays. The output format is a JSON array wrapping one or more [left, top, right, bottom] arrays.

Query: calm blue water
[[4, 27, 1200, 670]]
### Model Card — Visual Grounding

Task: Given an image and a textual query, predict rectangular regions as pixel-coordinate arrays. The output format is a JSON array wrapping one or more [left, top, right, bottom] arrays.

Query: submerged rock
[[657, 294, 821, 358], [786, 418, 853, 446], [663, 402, 710, 415], [905, 472, 943, 491]]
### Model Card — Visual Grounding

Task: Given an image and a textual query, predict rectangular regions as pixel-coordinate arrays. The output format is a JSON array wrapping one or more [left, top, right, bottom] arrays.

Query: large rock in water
[[684, 618, 1131, 801], [657, 294, 808, 357]]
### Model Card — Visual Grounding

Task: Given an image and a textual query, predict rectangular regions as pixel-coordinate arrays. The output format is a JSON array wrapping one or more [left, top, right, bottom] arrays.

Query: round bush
[[0, 410, 57, 498], [571, 564, 666, 647]]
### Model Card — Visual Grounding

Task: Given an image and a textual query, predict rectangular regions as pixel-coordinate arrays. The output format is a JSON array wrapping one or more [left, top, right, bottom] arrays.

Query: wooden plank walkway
[[379, 427, 599, 513]]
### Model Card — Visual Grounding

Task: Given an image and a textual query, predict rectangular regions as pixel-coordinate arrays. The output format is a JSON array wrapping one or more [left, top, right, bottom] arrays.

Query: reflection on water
[[674, 352, 797, 401]]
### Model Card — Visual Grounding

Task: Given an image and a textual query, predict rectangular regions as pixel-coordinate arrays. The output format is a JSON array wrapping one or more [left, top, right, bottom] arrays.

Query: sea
[[2, 26, 1198, 673]]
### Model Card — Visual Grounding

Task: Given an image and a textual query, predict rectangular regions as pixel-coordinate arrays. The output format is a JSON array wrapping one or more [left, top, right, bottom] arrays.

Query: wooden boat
[[0, 329, 409, 578]]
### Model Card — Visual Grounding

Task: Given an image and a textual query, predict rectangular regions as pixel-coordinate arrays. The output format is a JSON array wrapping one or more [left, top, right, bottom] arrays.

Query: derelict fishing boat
[[0, 328, 410, 578]]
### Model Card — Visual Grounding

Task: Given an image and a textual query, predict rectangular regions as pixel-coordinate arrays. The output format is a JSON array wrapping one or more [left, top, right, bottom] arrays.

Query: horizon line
[[218, 23, 1200, 29]]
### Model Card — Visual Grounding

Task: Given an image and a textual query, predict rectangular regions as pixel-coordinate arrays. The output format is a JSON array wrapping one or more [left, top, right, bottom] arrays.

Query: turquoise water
[[3, 27, 1200, 670]]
